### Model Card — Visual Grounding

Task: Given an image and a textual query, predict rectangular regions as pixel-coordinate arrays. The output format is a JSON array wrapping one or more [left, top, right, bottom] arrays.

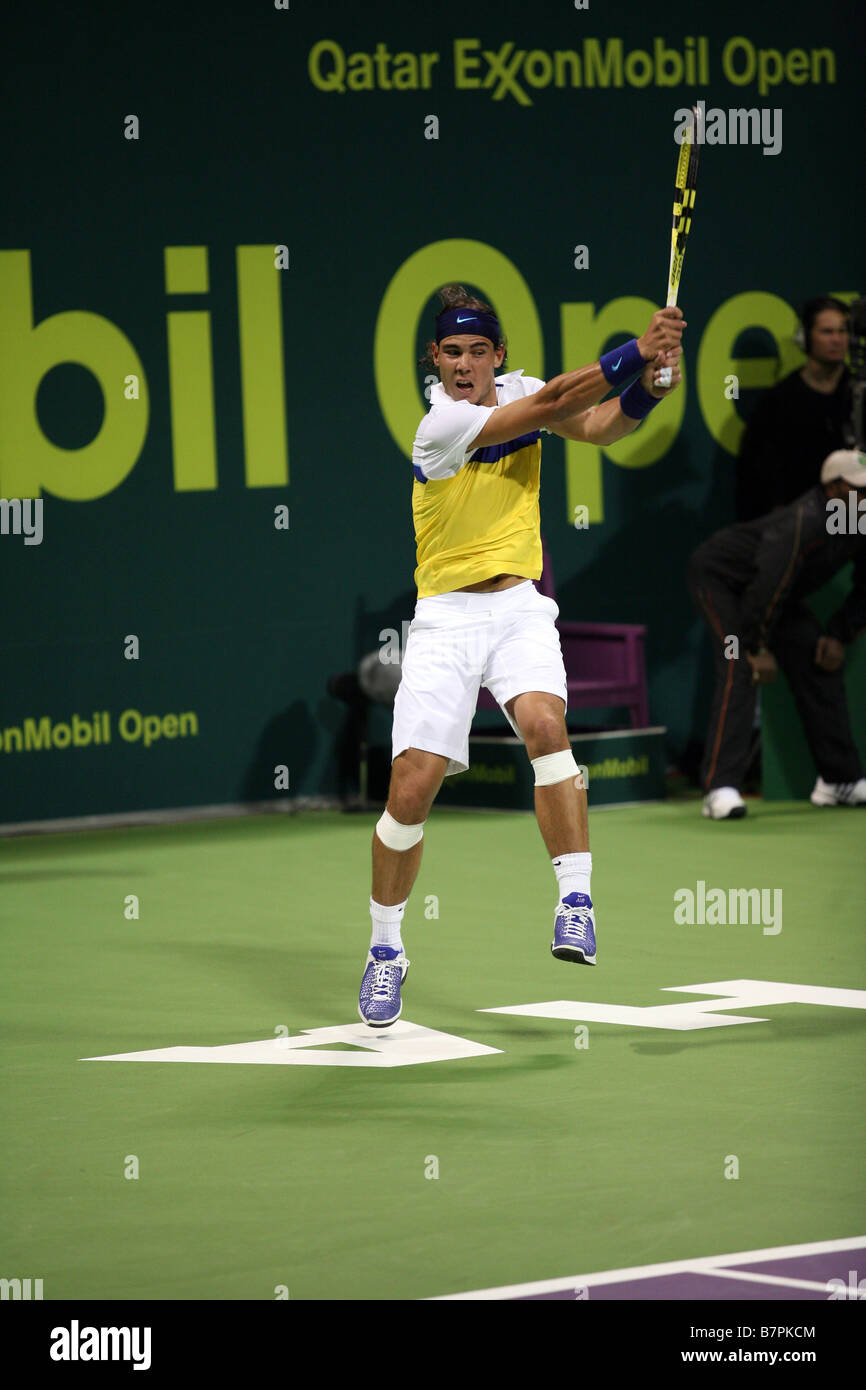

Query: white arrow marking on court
[[479, 979, 866, 1031], [82, 1020, 502, 1068]]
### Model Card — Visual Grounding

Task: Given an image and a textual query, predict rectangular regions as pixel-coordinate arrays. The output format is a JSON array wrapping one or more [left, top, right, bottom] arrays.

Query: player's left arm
[[549, 346, 683, 444]]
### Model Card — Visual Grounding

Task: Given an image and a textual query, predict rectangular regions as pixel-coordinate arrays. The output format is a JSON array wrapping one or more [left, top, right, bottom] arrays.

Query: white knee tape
[[532, 750, 581, 787], [376, 809, 425, 851]]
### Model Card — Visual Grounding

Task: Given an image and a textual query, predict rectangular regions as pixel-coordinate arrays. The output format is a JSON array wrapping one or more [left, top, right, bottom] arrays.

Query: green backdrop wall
[[1, 0, 863, 823]]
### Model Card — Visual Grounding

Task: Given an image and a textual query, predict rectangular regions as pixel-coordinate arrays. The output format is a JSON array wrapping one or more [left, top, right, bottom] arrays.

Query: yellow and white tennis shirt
[[410, 370, 549, 598]]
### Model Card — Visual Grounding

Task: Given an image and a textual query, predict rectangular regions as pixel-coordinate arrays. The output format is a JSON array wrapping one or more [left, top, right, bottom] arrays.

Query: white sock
[[552, 851, 592, 902], [370, 896, 406, 951]]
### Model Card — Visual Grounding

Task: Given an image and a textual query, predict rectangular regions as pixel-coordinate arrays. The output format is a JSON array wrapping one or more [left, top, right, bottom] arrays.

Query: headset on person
[[792, 294, 866, 449], [792, 295, 851, 353]]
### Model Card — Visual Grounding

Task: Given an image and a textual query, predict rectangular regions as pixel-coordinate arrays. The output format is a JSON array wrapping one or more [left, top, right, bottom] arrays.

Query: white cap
[[820, 449, 866, 485]]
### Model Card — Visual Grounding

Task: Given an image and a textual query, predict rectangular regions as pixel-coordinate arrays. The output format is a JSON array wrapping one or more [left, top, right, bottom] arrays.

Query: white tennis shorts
[[392, 579, 568, 776]]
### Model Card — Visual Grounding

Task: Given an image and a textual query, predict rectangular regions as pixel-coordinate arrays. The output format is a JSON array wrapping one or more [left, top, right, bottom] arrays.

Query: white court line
[[430, 1234, 866, 1299], [699, 1268, 833, 1294]]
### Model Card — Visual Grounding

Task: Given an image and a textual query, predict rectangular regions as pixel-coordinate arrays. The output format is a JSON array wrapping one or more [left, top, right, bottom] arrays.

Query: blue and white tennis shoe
[[551, 892, 597, 966], [358, 945, 410, 1027]]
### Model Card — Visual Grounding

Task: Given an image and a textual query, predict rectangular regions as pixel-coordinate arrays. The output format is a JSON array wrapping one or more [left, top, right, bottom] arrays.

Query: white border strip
[[469, 727, 668, 745], [1, 731, 668, 837], [435, 799, 665, 815], [430, 1234, 866, 1299], [699, 1268, 832, 1293], [0, 797, 341, 838]]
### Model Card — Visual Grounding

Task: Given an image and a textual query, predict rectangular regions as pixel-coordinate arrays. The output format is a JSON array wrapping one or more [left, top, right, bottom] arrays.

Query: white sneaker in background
[[702, 787, 747, 820], [810, 776, 866, 807]]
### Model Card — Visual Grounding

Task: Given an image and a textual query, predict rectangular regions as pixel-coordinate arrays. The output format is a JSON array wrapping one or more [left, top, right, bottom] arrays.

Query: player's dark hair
[[418, 283, 507, 372], [800, 296, 850, 354]]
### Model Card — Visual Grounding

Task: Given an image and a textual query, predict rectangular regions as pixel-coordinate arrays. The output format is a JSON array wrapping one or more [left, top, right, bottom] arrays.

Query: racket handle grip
[[655, 366, 673, 388]]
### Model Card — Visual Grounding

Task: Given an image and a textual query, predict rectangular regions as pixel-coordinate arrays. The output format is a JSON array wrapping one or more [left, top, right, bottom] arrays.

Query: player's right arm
[[471, 307, 685, 449]]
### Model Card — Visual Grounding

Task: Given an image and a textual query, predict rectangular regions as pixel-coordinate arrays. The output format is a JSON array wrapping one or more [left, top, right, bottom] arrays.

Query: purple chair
[[476, 540, 650, 729]]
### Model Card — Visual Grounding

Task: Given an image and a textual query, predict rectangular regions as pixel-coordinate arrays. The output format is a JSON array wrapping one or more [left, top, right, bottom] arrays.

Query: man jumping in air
[[359, 285, 685, 1026]]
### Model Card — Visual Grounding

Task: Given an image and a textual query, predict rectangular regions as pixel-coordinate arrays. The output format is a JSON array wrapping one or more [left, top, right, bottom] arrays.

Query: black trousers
[[688, 547, 863, 792]]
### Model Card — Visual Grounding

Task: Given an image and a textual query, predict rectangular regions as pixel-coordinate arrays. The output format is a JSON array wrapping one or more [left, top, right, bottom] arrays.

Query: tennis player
[[359, 285, 685, 1026]]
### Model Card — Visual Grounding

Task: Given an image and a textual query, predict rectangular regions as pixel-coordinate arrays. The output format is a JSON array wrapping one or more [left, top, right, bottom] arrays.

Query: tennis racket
[[656, 104, 701, 388]]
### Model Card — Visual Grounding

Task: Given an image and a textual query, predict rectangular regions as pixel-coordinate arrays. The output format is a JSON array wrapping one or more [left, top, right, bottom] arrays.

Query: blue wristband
[[599, 338, 645, 384], [619, 378, 661, 420]]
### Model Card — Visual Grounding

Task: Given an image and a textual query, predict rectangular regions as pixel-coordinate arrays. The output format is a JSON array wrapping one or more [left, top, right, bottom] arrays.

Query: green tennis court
[[1, 799, 864, 1301]]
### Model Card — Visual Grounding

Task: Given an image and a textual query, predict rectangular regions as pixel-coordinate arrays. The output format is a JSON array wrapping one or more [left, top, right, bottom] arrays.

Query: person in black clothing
[[736, 297, 851, 521], [689, 449, 866, 818]]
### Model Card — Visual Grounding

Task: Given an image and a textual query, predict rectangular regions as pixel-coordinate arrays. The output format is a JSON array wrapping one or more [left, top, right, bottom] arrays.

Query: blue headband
[[435, 307, 501, 345]]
